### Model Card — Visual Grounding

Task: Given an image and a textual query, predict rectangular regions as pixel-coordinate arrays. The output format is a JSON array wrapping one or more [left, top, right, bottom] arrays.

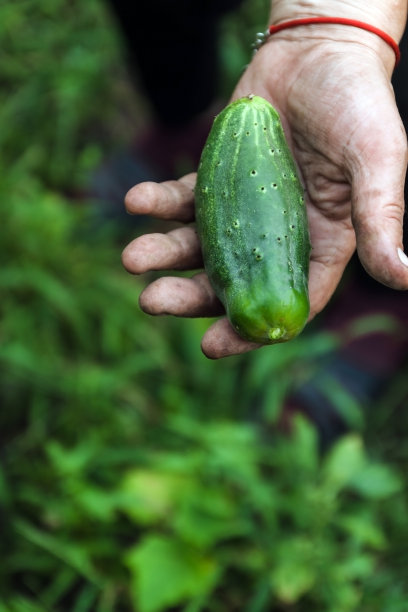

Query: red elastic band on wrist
[[268, 17, 400, 66]]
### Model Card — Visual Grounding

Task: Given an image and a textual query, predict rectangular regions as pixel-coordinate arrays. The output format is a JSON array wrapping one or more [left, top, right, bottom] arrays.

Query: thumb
[[351, 113, 408, 290]]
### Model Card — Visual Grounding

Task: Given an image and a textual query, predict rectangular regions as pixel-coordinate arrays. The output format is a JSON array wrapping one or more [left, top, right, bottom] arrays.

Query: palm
[[123, 39, 408, 358], [235, 40, 405, 312]]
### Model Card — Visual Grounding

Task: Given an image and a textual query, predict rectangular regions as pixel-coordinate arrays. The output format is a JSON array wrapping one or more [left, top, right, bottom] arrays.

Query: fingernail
[[397, 247, 408, 267]]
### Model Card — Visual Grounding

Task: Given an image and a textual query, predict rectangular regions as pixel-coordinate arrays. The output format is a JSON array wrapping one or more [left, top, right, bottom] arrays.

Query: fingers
[[348, 102, 408, 290], [306, 207, 357, 319], [124, 173, 196, 222], [140, 275, 261, 358], [122, 226, 202, 274], [352, 175, 408, 290], [201, 318, 261, 359], [139, 273, 223, 318], [308, 256, 353, 320]]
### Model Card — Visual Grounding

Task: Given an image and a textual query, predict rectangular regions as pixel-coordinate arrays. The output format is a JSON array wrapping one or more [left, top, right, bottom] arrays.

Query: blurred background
[[2, 1, 408, 610]]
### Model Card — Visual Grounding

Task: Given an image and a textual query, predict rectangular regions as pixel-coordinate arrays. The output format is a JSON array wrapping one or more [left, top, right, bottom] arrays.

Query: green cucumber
[[195, 94, 311, 344]]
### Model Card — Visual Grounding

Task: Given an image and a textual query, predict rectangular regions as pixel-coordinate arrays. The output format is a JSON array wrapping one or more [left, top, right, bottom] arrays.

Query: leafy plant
[[2, 1, 408, 611]]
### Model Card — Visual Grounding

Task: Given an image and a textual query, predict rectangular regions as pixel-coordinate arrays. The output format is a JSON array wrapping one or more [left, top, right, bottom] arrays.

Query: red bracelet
[[268, 17, 401, 66]]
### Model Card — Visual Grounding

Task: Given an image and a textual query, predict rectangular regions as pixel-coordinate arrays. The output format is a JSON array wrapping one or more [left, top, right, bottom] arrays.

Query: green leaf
[[172, 486, 250, 548], [0, 598, 48, 612], [126, 535, 218, 612], [271, 537, 316, 603], [272, 564, 315, 604], [39, 567, 77, 608], [13, 519, 99, 584], [75, 485, 118, 522], [291, 414, 319, 473], [350, 463, 403, 499], [71, 583, 99, 612], [200, 421, 260, 484], [120, 469, 191, 525], [46, 440, 97, 476], [337, 513, 387, 549], [316, 375, 364, 430], [347, 313, 402, 338], [323, 434, 365, 491], [334, 553, 375, 581]]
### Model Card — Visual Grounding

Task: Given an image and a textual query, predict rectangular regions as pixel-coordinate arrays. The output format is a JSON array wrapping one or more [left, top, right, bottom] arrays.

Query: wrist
[[267, 1, 407, 74], [269, 0, 407, 41]]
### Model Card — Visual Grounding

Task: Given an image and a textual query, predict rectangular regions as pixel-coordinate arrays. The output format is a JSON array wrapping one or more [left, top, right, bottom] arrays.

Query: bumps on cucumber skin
[[195, 95, 311, 345]]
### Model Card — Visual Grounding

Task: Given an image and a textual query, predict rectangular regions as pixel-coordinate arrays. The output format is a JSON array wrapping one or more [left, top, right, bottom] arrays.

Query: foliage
[[0, 0, 138, 191], [2, 1, 408, 611]]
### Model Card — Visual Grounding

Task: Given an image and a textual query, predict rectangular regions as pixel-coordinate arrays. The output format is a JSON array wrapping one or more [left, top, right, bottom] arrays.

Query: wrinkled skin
[[122, 33, 408, 359]]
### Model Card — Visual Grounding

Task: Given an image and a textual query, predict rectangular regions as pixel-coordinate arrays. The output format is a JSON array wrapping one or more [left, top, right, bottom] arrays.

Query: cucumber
[[195, 94, 311, 344]]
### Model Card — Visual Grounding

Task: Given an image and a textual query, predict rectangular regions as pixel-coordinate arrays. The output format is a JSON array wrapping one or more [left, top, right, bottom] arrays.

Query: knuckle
[[382, 201, 405, 224]]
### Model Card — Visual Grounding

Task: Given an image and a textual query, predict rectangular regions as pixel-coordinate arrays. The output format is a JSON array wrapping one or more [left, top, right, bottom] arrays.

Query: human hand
[[122, 15, 408, 359]]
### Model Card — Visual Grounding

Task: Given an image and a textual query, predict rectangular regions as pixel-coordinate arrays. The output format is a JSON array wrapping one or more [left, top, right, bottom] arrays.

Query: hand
[[122, 31, 408, 359]]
